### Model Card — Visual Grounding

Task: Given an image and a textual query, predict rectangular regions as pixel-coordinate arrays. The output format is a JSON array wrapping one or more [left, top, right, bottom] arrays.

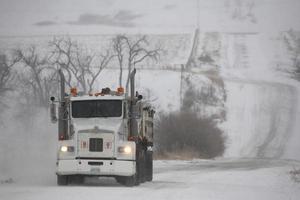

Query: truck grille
[[89, 138, 103, 152]]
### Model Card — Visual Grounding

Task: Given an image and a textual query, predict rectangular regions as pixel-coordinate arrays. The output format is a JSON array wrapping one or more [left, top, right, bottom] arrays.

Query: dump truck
[[50, 69, 155, 186]]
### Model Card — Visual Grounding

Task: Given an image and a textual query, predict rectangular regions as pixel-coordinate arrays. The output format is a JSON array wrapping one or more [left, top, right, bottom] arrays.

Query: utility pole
[[196, 0, 200, 29]]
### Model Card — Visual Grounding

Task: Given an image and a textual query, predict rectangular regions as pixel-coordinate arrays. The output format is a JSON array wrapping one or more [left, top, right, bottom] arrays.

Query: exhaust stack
[[58, 69, 68, 140], [130, 68, 136, 103], [129, 68, 137, 138]]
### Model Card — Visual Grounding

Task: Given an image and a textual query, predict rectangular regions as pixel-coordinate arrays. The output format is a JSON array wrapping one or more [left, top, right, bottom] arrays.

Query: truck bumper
[[56, 159, 136, 176]]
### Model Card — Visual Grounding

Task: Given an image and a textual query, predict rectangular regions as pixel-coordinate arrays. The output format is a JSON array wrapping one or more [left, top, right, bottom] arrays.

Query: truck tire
[[146, 151, 153, 181], [140, 149, 147, 183], [69, 175, 84, 185], [116, 173, 138, 187], [115, 176, 124, 185], [136, 145, 148, 184], [125, 174, 138, 187], [57, 175, 68, 185]]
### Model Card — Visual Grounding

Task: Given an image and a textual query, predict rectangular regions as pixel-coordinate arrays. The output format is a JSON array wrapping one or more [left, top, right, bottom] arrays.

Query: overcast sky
[[0, 0, 198, 35], [0, 0, 299, 36]]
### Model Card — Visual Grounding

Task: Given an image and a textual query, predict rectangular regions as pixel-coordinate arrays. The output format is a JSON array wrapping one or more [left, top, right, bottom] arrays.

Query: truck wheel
[[136, 146, 147, 184], [115, 176, 124, 184], [125, 174, 138, 187], [116, 174, 138, 187], [140, 149, 147, 183], [146, 151, 153, 181], [57, 175, 68, 185], [69, 175, 84, 185]]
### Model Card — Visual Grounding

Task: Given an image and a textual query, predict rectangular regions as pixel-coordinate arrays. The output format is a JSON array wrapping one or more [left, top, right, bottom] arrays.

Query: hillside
[[187, 31, 300, 160]]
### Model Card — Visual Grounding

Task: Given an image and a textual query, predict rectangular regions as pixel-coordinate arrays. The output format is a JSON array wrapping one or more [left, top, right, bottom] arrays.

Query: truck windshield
[[72, 100, 122, 118]]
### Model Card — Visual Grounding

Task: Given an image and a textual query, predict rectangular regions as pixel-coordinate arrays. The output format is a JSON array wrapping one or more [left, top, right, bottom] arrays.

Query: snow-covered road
[[1, 159, 300, 200]]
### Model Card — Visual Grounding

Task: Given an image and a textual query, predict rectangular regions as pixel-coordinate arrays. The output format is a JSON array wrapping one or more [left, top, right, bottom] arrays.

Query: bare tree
[[49, 36, 113, 93], [49, 37, 74, 88], [0, 53, 19, 98], [284, 29, 300, 81], [0, 53, 19, 117], [112, 35, 125, 87], [229, 0, 256, 23], [14, 46, 57, 107], [112, 35, 160, 92]]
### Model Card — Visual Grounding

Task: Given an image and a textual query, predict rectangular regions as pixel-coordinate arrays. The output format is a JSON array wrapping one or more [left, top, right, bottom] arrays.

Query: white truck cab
[[50, 69, 154, 186]]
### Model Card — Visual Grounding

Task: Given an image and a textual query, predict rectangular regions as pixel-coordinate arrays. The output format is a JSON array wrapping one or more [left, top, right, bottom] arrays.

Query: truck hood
[[72, 118, 123, 134]]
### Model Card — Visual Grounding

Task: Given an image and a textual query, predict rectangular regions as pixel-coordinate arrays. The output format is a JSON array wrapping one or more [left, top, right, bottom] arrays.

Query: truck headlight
[[60, 146, 74, 152], [118, 146, 132, 154]]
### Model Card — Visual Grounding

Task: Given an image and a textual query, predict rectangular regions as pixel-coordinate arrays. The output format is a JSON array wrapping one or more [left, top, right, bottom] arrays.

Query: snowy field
[[1, 159, 300, 200]]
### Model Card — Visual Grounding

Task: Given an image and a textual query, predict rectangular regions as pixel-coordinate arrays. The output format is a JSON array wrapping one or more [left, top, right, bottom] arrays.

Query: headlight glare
[[118, 146, 132, 154], [124, 146, 131, 154], [60, 146, 74, 152], [61, 146, 68, 152]]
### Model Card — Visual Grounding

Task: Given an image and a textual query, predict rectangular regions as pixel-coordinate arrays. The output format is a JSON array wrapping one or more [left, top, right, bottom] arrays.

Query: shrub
[[154, 111, 225, 159]]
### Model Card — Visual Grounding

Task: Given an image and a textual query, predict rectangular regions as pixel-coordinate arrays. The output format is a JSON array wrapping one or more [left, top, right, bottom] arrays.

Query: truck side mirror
[[137, 95, 143, 101], [50, 97, 57, 123]]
